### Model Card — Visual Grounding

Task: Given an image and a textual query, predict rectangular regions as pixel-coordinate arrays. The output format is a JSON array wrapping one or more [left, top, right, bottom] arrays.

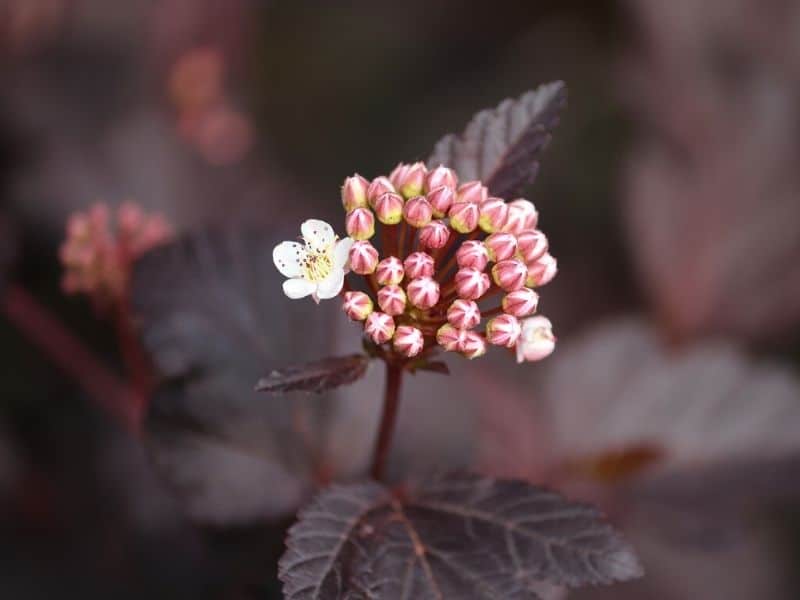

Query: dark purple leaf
[[279, 473, 642, 600], [131, 229, 343, 525], [428, 82, 567, 199], [256, 354, 370, 394]]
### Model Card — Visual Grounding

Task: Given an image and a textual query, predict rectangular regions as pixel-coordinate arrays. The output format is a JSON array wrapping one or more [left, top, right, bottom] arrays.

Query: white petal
[[301, 219, 334, 251], [283, 278, 316, 299], [315, 269, 345, 300], [273, 242, 305, 278], [333, 237, 354, 270]]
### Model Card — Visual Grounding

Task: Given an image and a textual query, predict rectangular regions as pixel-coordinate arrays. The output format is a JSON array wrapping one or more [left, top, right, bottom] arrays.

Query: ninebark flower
[[424, 165, 458, 193], [419, 220, 450, 249], [342, 291, 373, 321], [341, 174, 369, 211], [526, 253, 558, 287], [516, 316, 556, 362], [273, 219, 354, 303], [345, 207, 375, 240], [393, 325, 424, 357], [377, 284, 407, 316]]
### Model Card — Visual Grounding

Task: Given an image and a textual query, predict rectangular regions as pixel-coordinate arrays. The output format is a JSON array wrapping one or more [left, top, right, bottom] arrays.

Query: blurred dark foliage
[[1, 1, 799, 599]]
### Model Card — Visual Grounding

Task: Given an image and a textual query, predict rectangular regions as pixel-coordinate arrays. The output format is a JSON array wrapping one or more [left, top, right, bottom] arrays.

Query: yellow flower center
[[301, 243, 334, 282]]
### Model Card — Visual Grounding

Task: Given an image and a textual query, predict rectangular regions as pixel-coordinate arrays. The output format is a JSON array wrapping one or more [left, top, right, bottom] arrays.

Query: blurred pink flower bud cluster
[[334, 162, 558, 362], [60, 203, 173, 307]]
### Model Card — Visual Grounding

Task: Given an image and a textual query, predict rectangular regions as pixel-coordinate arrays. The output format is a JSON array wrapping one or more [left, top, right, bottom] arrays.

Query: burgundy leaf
[[279, 473, 642, 600], [428, 82, 567, 199], [256, 354, 370, 395]]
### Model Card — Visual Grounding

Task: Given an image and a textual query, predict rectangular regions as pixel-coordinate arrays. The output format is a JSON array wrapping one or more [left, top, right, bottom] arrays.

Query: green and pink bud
[[342, 291, 373, 321], [367, 177, 396, 208], [503, 199, 538, 235], [459, 330, 487, 359], [375, 256, 404, 286], [419, 220, 450, 249], [404, 252, 435, 279], [407, 276, 440, 309], [345, 207, 375, 240], [424, 165, 458, 193], [516, 229, 548, 263], [447, 299, 481, 329], [436, 323, 464, 352], [449, 201, 480, 233], [484, 232, 518, 262], [374, 192, 404, 225], [456, 180, 488, 205], [377, 284, 407, 316], [486, 314, 521, 348], [393, 325, 424, 358], [402, 196, 433, 228], [478, 198, 509, 233], [455, 267, 491, 300], [492, 259, 527, 292], [427, 185, 455, 218], [502, 288, 539, 318], [526, 253, 557, 287], [390, 161, 427, 199], [341, 174, 369, 211], [349, 240, 379, 275], [456, 240, 489, 271], [364, 312, 395, 344], [516, 316, 555, 363]]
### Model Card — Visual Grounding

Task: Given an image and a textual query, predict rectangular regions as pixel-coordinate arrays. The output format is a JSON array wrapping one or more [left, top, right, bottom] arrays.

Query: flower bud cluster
[[335, 162, 557, 362], [60, 202, 173, 307]]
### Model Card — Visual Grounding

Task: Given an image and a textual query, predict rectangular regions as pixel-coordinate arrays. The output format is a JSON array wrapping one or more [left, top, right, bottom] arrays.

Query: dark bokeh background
[[2, 1, 800, 598]]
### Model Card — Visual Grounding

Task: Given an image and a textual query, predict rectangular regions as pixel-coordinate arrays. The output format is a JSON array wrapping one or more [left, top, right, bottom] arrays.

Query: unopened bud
[[492, 259, 527, 292], [341, 174, 369, 211], [455, 267, 491, 300], [419, 220, 450, 249], [459, 330, 487, 359], [349, 240, 379, 275], [367, 176, 396, 208], [503, 199, 537, 235], [390, 161, 427, 199], [342, 291, 373, 321], [478, 198, 509, 233], [447, 299, 481, 329], [377, 284, 407, 316], [436, 323, 464, 352], [374, 192, 404, 225], [393, 325, 424, 357], [345, 207, 375, 240], [424, 165, 458, 193], [502, 288, 539, 318], [484, 232, 518, 262], [364, 312, 395, 344], [375, 256, 404, 286], [516, 229, 548, 263], [448, 201, 479, 233], [456, 181, 488, 205], [486, 314, 521, 348], [404, 252, 434, 279], [516, 316, 555, 363], [406, 276, 440, 309], [402, 196, 433, 228], [456, 240, 489, 271], [427, 185, 455, 218], [526, 253, 557, 287]]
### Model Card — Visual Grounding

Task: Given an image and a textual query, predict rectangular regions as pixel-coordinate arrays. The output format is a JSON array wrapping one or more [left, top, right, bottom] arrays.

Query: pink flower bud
[[374, 192, 404, 225], [447, 299, 481, 329], [404, 252, 434, 279], [456, 181, 488, 205], [486, 314, 521, 348], [436, 323, 464, 351], [526, 253, 558, 287], [455, 267, 491, 300], [491, 259, 527, 292], [345, 207, 375, 240], [364, 312, 395, 344], [502, 288, 539, 318], [456, 240, 489, 271], [459, 330, 487, 359], [367, 176, 396, 208], [375, 256, 404, 285], [390, 161, 427, 199], [516, 229, 548, 264], [503, 199, 537, 235], [448, 201, 479, 233], [419, 220, 450, 249], [402, 196, 433, 228], [426, 185, 455, 218], [342, 291, 373, 321], [478, 198, 509, 233], [406, 276, 440, 309], [424, 165, 458, 193], [393, 325, 424, 358], [484, 232, 518, 262], [516, 316, 556, 363], [341, 174, 369, 211], [349, 240, 379, 275], [377, 284, 407, 316]]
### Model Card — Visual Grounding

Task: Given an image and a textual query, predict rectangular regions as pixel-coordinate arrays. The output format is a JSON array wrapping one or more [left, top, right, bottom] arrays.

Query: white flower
[[273, 219, 354, 303], [516, 316, 556, 363]]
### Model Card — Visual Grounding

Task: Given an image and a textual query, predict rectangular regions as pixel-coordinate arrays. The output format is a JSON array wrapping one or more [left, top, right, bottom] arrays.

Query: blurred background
[[2, 1, 800, 598]]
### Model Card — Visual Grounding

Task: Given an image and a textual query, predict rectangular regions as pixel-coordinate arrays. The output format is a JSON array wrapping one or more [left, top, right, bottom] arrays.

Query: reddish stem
[[2, 284, 142, 432], [114, 295, 153, 416], [370, 361, 404, 481]]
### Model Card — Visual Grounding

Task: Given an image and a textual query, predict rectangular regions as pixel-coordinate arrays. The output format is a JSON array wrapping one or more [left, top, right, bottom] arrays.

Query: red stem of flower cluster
[[370, 361, 404, 481]]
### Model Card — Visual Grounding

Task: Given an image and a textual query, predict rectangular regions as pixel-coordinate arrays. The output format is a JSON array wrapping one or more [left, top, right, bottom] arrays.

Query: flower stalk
[[370, 360, 404, 481]]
